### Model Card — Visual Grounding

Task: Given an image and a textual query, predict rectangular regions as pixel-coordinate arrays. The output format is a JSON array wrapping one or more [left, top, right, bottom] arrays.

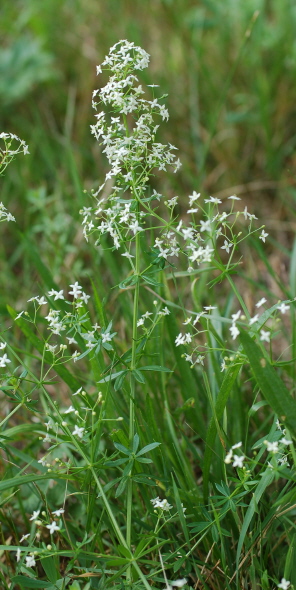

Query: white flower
[[122, 252, 134, 259], [0, 353, 11, 367], [204, 196, 221, 204], [228, 195, 240, 200], [15, 311, 25, 320], [229, 324, 239, 340], [231, 310, 241, 322], [20, 533, 30, 543], [0, 342, 6, 350], [200, 219, 211, 232], [249, 314, 259, 325], [69, 282, 83, 299], [256, 297, 267, 308], [277, 303, 290, 314], [259, 229, 268, 242], [278, 579, 290, 590], [129, 220, 143, 234], [188, 191, 200, 206], [169, 580, 187, 589], [46, 521, 60, 534], [64, 405, 75, 414], [232, 455, 245, 468], [52, 508, 64, 517], [175, 333, 185, 347], [150, 497, 172, 511], [73, 387, 82, 396], [16, 548, 21, 562], [29, 510, 40, 521], [72, 425, 85, 439], [265, 440, 279, 453], [232, 441, 242, 449], [280, 437, 292, 446], [25, 555, 36, 567], [260, 329, 270, 343], [224, 450, 233, 464], [221, 240, 233, 254], [48, 289, 64, 300]]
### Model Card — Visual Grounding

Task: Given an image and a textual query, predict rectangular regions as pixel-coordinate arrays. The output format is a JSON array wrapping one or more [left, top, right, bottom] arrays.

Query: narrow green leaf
[[12, 577, 53, 588], [240, 329, 296, 435], [203, 364, 241, 501], [236, 468, 275, 572], [132, 369, 146, 384], [136, 442, 161, 456], [140, 365, 172, 372]]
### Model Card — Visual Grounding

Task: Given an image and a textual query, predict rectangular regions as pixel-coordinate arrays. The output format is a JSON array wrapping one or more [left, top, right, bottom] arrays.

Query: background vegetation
[[1, 2, 296, 589]]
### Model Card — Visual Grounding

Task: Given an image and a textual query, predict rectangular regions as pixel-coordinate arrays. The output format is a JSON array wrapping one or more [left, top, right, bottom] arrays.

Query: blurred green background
[[1, 0, 296, 309]]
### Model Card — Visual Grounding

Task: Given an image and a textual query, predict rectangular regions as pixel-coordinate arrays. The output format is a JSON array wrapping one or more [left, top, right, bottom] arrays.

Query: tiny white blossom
[[260, 330, 270, 343], [0, 353, 11, 367], [204, 196, 221, 204], [256, 297, 267, 308], [150, 497, 172, 511], [16, 548, 21, 562], [221, 240, 233, 254], [232, 441, 242, 449], [73, 425, 85, 439], [280, 437, 292, 446], [231, 310, 241, 322], [169, 580, 187, 589], [259, 230, 268, 242], [46, 521, 60, 534], [278, 579, 290, 590], [20, 533, 30, 543], [277, 302, 290, 314], [224, 450, 233, 464], [229, 324, 239, 340], [249, 314, 259, 325], [64, 405, 75, 414], [29, 510, 40, 521], [69, 282, 83, 299], [0, 342, 6, 350], [265, 440, 279, 453], [25, 555, 36, 567], [232, 455, 245, 468], [52, 508, 64, 517], [73, 387, 82, 396]]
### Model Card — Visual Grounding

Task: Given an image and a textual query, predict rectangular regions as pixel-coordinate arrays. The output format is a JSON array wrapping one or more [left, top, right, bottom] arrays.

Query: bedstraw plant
[[1, 40, 296, 590]]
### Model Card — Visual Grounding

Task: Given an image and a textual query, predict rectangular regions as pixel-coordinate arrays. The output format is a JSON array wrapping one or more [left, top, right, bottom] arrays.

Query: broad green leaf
[[240, 329, 296, 435], [40, 555, 58, 584]]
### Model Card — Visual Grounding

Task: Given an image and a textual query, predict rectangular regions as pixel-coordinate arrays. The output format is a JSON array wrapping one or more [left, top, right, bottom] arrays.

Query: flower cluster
[[81, 40, 181, 248], [224, 441, 245, 468], [16, 506, 63, 566]]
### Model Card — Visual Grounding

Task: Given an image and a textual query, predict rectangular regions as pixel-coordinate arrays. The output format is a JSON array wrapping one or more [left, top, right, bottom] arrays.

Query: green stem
[[126, 203, 141, 586], [0, 402, 23, 429]]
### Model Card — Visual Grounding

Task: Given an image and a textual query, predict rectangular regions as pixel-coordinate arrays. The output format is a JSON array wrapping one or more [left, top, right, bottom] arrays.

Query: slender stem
[[0, 403, 22, 429], [126, 202, 141, 586]]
